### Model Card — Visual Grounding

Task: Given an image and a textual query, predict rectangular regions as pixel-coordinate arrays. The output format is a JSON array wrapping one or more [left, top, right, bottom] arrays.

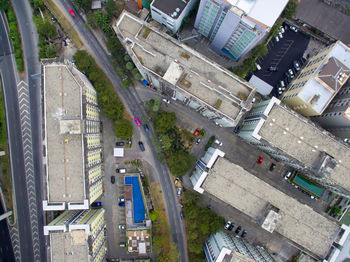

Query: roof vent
[[176, 8, 180, 12]]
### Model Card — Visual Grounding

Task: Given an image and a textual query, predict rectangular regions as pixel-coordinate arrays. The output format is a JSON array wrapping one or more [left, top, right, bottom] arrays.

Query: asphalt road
[[56, 1, 188, 261], [0, 201, 15, 262]]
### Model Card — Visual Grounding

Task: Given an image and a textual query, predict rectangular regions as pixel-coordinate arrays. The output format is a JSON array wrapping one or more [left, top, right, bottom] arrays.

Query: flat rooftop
[[114, 12, 255, 122], [202, 157, 339, 258], [43, 63, 85, 203], [259, 102, 350, 192], [50, 231, 89, 262], [151, 0, 189, 19]]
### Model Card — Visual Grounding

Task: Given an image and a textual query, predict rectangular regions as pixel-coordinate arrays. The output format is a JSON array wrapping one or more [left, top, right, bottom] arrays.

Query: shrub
[[114, 119, 133, 139]]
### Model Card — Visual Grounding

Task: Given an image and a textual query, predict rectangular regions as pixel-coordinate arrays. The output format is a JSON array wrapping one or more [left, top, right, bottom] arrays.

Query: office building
[[238, 97, 350, 198], [194, 0, 288, 61], [204, 231, 278, 262], [44, 208, 106, 262], [190, 147, 341, 259], [282, 41, 350, 116], [313, 84, 350, 142], [113, 11, 256, 128], [150, 0, 198, 33], [42, 60, 103, 211]]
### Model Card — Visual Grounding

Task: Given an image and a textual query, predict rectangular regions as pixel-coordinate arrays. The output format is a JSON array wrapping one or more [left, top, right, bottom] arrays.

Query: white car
[[290, 26, 298, 32], [177, 187, 182, 196], [119, 224, 126, 230], [284, 171, 292, 180], [275, 36, 279, 42], [279, 26, 285, 33], [214, 139, 223, 146], [278, 32, 283, 39], [162, 98, 170, 104]]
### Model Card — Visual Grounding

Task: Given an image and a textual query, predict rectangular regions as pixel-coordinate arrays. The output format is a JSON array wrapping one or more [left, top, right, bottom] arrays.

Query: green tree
[[105, 0, 116, 18], [114, 119, 133, 139], [87, 11, 98, 29], [160, 134, 172, 152], [152, 98, 161, 112], [168, 151, 195, 177], [149, 210, 160, 221], [154, 111, 176, 133], [73, 50, 95, 73], [98, 89, 124, 120], [0, 0, 10, 11], [282, 0, 298, 19], [72, 0, 92, 12], [126, 62, 134, 70], [124, 55, 131, 62], [37, 20, 57, 39]]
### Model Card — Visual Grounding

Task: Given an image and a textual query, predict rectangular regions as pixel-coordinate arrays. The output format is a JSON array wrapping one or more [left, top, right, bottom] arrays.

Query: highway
[[56, 1, 189, 261]]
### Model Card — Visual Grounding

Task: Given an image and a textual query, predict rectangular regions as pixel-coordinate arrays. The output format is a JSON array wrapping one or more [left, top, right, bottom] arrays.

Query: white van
[[116, 168, 126, 174], [256, 64, 262, 70], [214, 139, 223, 146]]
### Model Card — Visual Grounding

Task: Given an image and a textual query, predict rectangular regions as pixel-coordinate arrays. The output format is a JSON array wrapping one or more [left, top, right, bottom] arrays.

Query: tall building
[[42, 61, 103, 211], [190, 147, 341, 259], [313, 84, 350, 142], [282, 41, 350, 117], [194, 0, 288, 61], [44, 208, 106, 262], [238, 97, 350, 198], [150, 0, 198, 33], [204, 231, 278, 262], [113, 11, 256, 128]]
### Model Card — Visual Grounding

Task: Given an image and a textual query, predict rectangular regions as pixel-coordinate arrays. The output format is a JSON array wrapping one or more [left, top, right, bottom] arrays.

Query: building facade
[[282, 41, 350, 117], [238, 97, 350, 198], [204, 231, 278, 262], [194, 0, 288, 61], [42, 60, 103, 211], [44, 208, 106, 262], [313, 84, 350, 142], [114, 11, 256, 128], [150, 0, 198, 33]]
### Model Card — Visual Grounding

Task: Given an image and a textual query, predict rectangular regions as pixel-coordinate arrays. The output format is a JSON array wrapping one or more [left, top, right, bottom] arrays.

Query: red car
[[193, 128, 200, 136], [257, 156, 263, 165], [134, 117, 141, 127], [68, 8, 76, 18]]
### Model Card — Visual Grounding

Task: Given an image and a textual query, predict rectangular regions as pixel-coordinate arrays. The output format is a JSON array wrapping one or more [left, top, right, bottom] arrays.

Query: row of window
[[289, 81, 307, 91], [282, 93, 298, 100], [297, 67, 317, 79], [306, 54, 327, 67]]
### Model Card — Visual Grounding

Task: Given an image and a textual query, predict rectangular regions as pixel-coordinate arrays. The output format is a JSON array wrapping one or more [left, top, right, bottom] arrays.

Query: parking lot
[[253, 24, 310, 96]]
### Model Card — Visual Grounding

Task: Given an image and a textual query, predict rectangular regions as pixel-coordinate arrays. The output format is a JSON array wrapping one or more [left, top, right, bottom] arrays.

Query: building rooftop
[[114, 11, 255, 124], [202, 157, 339, 258], [151, 0, 189, 19], [50, 231, 89, 262], [43, 63, 86, 203], [295, 0, 350, 44], [259, 101, 350, 193]]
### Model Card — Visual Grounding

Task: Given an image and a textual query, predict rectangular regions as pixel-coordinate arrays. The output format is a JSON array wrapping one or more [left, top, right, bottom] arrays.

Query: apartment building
[[194, 0, 288, 61], [190, 147, 341, 259], [42, 60, 103, 211], [150, 0, 198, 33], [113, 11, 256, 128], [238, 97, 350, 198], [282, 41, 350, 116], [313, 84, 350, 142], [204, 231, 278, 262], [44, 208, 106, 262]]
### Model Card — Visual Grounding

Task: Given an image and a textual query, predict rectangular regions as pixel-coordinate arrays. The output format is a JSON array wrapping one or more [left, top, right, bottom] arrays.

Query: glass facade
[[197, 0, 220, 37]]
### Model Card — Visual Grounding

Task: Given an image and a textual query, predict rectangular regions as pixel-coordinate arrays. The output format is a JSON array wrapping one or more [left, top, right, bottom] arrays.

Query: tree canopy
[[282, 0, 298, 19], [168, 150, 195, 177], [114, 119, 133, 139], [154, 111, 176, 134]]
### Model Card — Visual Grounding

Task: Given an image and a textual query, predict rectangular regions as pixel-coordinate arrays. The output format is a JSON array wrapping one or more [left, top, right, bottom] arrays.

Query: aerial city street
[[1, 0, 350, 262]]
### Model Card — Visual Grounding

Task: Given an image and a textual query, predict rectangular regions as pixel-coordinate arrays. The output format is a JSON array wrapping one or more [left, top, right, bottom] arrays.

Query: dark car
[[234, 125, 240, 134], [257, 156, 263, 165], [143, 124, 149, 132], [180, 211, 184, 219], [92, 202, 102, 207], [115, 141, 125, 147], [269, 163, 276, 171], [195, 138, 201, 145], [138, 141, 145, 151], [228, 222, 235, 231], [118, 202, 125, 207], [111, 175, 115, 184], [235, 226, 242, 234], [241, 229, 247, 238]]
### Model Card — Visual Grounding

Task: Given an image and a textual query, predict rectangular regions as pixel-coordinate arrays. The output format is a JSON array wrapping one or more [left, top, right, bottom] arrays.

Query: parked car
[[138, 141, 145, 151], [293, 60, 301, 71], [241, 229, 247, 238], [111, 176, 115, 184], [269, 66, 278, 72], [257, 156, 263, 165], [256, 64, 261, 70], [143, 124, 149, 132], [174, 178, 180, 185], [119, 224, 126, 230], [214, 139, 223, 146], [288, 69, 294, 78], [234, 125, 240, 134], [228, 222, 235, 231], [134, 117, 141, 127], [279, 80, 285, 88], [224, 220, 232, 230], [180, 211, 184, 219], [193, 128, 200, 136], [162, 98, 170, 104], [290, 25, 298, 32], [279, 26, 285, 33], [278, 32, 283, 39], [275, 36, 279, 42], [92, 202, 102, 207], [118, 197, 125, 203], [118, 202, 125, 207], [68, 8, 76, 18], [119, 242, 126, 247], [269, 163, 276, 171], [115, 141, 125, 147], [116, 168, 126, 174], [235, 226, 242, 234], [196, 138, 201, 145], [284, 171, 292, 180], [177, 187, 182, 196]]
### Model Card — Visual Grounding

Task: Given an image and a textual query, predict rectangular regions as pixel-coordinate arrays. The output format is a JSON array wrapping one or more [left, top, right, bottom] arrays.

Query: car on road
[[293, 60, 301, 71], [111, 175, 115, 184], [134, 117, 141, 126], [118, 224, 126, 230], [193, 128, 200, 136], [195, 138, 201, 145], [214, 139, 223, 146], [116, 168, 126, 174], [177, 187, 182, 196], [143, 124, 149, 132], [115, 141, 125, 147], [257, 156, 263, 165], [269, 163, 276, 171], [241, 229, 247, 238], [162, 98, 170, 104], [284, 171, 292, 180], [68, 8, 76, 18], [138, 141, 145, 151], [92, 202, 102, 207], [180, 211, 184, 219], [224, 220, 232, 230], [288, 69, 294, 78], [119, 242, 126, 247], [235, 226, 242, 234]]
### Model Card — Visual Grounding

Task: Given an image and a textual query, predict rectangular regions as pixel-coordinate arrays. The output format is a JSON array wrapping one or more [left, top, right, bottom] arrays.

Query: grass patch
[[43, 0, 83, 48], [0, 80, 13, 210]]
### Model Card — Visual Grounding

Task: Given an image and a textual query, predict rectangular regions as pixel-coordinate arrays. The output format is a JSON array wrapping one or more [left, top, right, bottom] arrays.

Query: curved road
[[55, 1, 188, 261]]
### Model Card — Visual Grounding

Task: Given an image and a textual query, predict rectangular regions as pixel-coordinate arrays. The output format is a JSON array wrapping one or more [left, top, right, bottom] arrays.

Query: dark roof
[[295, 0, 350, 44], [317, 57, 350, 91], [151, 0, 189, 19]]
